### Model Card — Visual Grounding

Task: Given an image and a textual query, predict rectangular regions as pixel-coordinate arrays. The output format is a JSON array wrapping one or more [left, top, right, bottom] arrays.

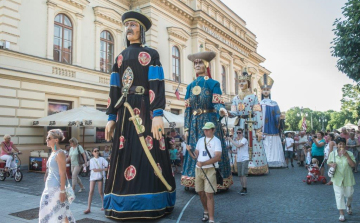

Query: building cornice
[[250, 52, 266, 63], [167, 27, 190, 43], [58, 0, 89, 10], [153, 0, 194, 23], [259, 65, 271, 75], [93, 6, 123, 26]]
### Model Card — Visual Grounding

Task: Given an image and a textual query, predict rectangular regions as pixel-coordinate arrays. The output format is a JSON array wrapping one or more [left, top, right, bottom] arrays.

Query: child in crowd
[[84, 148, 108, 214], [305, 144, 312, 168], [175, 145, 181, 171], [169, 144, 179, 174], [307, 158, 319, 179]]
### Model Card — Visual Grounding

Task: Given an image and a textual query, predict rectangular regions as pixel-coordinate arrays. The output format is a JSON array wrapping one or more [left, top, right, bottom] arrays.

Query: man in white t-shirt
[[296, 131, 308, 166], [285, 133, 294, 168], [186, 122, 222, 223], [228, 128, 249, 195]]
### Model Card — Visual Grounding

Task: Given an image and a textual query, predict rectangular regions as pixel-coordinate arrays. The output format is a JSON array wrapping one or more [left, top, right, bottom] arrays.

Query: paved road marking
[[176, 194, 196, 223]]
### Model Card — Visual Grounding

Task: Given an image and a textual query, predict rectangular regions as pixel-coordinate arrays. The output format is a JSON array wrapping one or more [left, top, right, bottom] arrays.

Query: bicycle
[[0, 152, 23, 182]]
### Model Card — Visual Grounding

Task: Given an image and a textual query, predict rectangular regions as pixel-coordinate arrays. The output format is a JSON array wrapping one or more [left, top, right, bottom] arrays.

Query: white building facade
[[0, 0, 270, 165]]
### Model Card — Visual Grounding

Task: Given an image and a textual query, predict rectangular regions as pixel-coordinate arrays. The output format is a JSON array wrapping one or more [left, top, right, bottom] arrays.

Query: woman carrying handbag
[[39, 129, 75, 223], [84, 148, 108, 214], [327, 137, 356, 222], [67, 137, 87, 193]]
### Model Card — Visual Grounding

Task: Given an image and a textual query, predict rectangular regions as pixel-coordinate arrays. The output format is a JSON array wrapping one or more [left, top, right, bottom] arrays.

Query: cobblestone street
[[1, 164, 359, 222]]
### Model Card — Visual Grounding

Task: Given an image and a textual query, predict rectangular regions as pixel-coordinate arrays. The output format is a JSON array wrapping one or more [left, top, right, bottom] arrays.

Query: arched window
[[235, 71, 239, 95], [221, 65, 226, 94], [172, 46, 180, 82], [100, 31, 114, 73], [54, 14, 73, 64]]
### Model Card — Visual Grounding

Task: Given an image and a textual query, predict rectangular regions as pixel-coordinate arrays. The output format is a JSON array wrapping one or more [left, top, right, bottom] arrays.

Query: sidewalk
[[0, 188, 114, 223], [0, 188, 184, 222]]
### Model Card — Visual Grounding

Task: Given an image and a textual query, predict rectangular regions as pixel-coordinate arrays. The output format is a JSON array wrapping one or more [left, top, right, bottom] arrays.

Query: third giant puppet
[[229, 70, 269, 175], [104, 10, 176, 220], [181, 51, 233, 190], [258, 74, 286, 168]]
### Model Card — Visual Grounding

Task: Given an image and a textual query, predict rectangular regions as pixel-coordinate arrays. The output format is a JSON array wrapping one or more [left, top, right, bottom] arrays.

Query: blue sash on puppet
[[104, 191, 176, 212]]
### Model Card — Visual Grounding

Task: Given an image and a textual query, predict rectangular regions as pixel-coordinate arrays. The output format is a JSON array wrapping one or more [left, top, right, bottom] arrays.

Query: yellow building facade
[[0, 0, 270, 165]]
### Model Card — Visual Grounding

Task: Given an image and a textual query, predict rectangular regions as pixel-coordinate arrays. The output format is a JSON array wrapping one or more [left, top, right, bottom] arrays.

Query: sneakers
[[238, 188, 247, 195], [78, 187, 85, 193]]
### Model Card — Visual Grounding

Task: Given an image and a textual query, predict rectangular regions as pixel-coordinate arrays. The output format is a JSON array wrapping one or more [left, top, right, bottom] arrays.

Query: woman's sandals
[[202, 212, 209, 221]]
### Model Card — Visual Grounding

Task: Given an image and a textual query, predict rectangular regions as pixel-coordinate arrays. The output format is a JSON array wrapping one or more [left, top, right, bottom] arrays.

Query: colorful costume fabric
[[104, 43, 176, 220], [230, 94, 269, 175], [181, 76, 233, 189], [260, 98, 286, 167]]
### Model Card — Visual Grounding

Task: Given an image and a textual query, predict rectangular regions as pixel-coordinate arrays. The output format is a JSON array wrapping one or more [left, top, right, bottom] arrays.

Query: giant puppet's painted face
[[239, 79, 249, 91], [262, 87, 271, 98], [124, 20, 141, 43], [194, 59, 206, 76]]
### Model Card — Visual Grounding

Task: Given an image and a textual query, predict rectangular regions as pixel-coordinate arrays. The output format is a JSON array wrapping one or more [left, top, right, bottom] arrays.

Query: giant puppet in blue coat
[[258, 74, 286, 168]]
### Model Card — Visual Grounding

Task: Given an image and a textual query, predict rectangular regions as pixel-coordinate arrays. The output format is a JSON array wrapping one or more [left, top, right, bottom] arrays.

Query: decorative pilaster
[[74, 13, 84, 66], [94, 21, 102, 71], [115, 29, 123, 57], [229, 56, 234, 95], [46, 1, 57, 59]]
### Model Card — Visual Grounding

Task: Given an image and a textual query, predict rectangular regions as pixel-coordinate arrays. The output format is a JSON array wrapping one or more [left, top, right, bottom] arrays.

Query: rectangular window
[[170, 109, 181, 115], [47, 100, 72, 144]]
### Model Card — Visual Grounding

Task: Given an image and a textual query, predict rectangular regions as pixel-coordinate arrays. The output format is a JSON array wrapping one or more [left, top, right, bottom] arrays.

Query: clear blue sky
[[222, 0, 354, 112]]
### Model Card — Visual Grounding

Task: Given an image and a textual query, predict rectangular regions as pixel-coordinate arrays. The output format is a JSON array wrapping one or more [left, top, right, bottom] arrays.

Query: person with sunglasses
[[227, 129, 249, 195], [39, 129, 75, 223], [84, 148, 108, 214]]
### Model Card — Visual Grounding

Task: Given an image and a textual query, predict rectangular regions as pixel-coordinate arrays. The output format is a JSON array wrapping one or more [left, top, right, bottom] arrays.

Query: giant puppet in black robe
[[104, 11, 176, 220]]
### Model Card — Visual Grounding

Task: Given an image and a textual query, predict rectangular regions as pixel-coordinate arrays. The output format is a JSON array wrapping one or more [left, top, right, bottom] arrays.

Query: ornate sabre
[[123, 102, 172, 191], [246, 111, 254, 161]]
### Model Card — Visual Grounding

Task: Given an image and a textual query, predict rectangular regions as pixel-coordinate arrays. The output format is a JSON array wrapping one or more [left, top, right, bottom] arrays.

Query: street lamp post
[[319, 115, 327, 131]]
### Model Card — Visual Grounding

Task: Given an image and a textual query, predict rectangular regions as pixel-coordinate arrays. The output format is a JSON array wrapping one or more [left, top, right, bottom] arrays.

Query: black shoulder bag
[[204, 138, 223, 185], [77, 145, 85, 165]]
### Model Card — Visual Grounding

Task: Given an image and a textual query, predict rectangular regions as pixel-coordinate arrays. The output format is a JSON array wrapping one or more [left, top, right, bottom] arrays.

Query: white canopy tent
[[33, 107, 184, 128], [337, 123, 358, 132], [32, 106, 107, 127], [163, 110, 184, 128], [32, 107, 184, 144]]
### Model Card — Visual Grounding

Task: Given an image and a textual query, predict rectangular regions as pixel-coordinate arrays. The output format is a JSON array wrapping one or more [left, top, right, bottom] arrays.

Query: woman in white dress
[[39, 129, 75, 223]]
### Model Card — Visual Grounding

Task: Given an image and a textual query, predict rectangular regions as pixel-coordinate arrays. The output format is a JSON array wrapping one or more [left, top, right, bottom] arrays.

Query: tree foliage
[[331, 0, 360, 82], [340, 84, 360, 119]]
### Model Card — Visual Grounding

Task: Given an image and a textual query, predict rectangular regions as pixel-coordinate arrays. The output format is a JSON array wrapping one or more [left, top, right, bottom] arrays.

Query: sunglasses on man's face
[[237, 132, 242, 134], [93, 150, 99, 153]]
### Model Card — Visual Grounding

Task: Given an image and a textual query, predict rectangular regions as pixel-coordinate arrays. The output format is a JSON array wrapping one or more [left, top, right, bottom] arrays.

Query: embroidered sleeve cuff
[[148, 66, 164, 81], [110, 72, 120, 87], [108, 114, 116, 121], [152, 109, 163, 117]]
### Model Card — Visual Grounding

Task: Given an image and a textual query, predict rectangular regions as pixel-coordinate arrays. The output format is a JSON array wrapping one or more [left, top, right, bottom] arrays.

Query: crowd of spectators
[[282, 127, 358, 222]]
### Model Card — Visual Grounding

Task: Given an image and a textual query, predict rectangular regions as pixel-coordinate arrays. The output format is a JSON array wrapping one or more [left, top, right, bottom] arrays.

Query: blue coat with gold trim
[[181, 76, 233, 190]]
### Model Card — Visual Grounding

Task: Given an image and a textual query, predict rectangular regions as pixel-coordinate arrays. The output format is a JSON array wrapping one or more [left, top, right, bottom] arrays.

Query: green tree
[[285, 107, 301, 131], [327, 110, 355, 130], [331, 0, 360, 82], [340, 84, 360, 119]]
